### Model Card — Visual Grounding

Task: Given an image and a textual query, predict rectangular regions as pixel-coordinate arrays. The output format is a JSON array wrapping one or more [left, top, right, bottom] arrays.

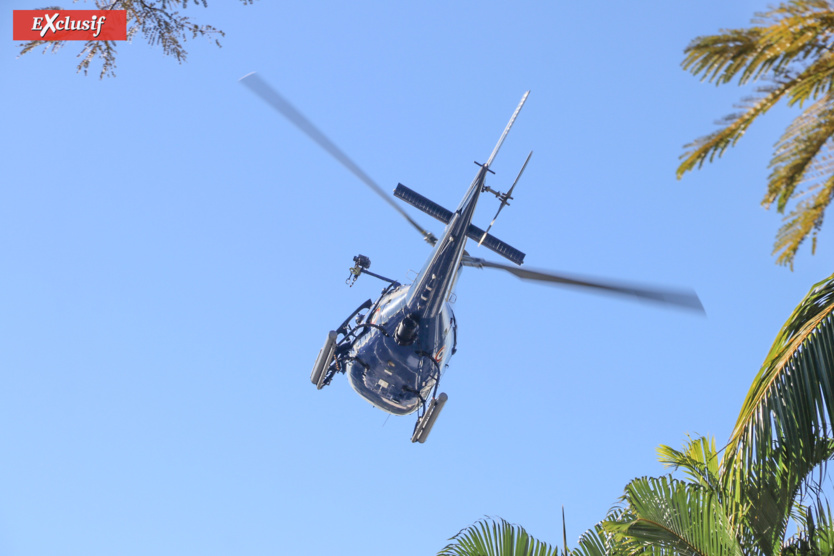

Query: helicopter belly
[[345, 332, 430, 416]]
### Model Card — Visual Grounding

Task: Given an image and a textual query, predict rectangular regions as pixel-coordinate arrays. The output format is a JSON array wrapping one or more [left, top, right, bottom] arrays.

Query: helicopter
[[240, 73, 703, 443]]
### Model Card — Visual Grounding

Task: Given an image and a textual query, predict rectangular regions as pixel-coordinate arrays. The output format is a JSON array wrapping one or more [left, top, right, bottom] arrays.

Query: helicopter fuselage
[[240, 75, 701, 440], [342, 166, 488, 414], [345, 285, 455, 414]]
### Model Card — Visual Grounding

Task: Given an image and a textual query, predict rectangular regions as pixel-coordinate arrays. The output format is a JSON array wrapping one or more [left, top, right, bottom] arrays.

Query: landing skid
[[309, 298, 374, 390], [310, 330, 338, 389], [411, 393, 448, 443]]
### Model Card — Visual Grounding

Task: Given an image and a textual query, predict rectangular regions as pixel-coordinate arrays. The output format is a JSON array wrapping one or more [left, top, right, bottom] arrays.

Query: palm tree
[[678, 0, 834, 268], [440, 273, 834, 556], [601, 437, 744, 556], [600, 436, 834, 556], [600, 273, 834, 556]]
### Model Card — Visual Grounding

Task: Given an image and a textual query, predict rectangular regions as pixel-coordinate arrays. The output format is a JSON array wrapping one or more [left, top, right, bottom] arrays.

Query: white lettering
[[32, 11, 113, 38], [93, 16, 106, 38], [40, 13, 59, 37]]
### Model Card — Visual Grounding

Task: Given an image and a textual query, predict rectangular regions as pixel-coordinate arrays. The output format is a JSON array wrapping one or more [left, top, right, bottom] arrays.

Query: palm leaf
[[784, 54, 834, 108], [574, 523, 614, 556], [783, 500, 834, 555], [677, 79, 797, 176], [759, 94, 834, 267], [681, 28, 765, 85], [678, 1, 834, 265], [729, 440, 834, 556], [772, 173, 834, 267], [657, 436, 721, 493], [682, 2, 834, 88], [653, 435, 831, 556], [604, 476, 742, 556], [575, 508, 653, 556], [724, 272, 834, 477], [766, 96, 834, 211], [438, 517, 559, 556]]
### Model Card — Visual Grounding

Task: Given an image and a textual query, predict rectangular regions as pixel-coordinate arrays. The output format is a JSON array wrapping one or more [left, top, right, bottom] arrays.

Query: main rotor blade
[[461, 256, 704, 312], [239, 72, 437, 245]]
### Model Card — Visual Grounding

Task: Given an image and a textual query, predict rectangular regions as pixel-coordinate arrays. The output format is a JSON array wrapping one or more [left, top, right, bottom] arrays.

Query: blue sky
[[3, 1, 832, 555]]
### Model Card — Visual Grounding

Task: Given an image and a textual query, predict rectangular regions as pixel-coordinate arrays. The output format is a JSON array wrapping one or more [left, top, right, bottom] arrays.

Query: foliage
[[605, 475, 743, 556], [441, 274, 834, 556], [598, 436, 834, 556], [437, 517, 560, 556], [17, 0, 253, 78], [573, 509, 639, 556], [593, 275, 834, 556], [724, 272, 834, 480], [678, 0, 834, 267]]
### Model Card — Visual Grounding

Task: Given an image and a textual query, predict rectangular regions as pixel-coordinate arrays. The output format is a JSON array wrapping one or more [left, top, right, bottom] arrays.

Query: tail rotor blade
[[461, 256, 704, 312], [504, 150, 532, 202], [479, 151, 533, 245], [239, 72, 437, 245]]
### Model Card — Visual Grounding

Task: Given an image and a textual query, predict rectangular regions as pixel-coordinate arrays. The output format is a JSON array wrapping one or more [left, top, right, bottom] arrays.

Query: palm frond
[[438, 517, 559, 556], [677, 79, 796, 177], [724, 272, 834, 474], [574, 508, 661, 556], [785, 54, 834, 108], [657, 436, 721, 492], [573, 524, 613, 556], [682, 2, 834, 87], [810, 501, 834, 555], [759, 95, 834, 267], [749, 2, 834, 85], [604, 476, 742, 556], [726, 440, 834, 556], [678, 1, 834, 265], [765, 96, 834, 210], [773, 173, 834, 267], [681, 28, 765, 85], [679, 57, 834, 180], [574, 514, 635, 556], [783, 499, 834, 555]]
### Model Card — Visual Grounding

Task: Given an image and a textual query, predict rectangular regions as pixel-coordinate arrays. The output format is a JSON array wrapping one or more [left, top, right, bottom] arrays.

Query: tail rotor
[[480, 150, 532, 245]]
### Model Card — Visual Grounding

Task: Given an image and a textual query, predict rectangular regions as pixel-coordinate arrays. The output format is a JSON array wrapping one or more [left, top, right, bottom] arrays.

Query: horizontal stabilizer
[[394, 183, 454, 224], [394, 184, 525, 265], [466, 223, 525, 265]]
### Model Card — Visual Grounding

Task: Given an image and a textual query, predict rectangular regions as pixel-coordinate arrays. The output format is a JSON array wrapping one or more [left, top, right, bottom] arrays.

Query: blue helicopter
[[241, 74, 703, 443]]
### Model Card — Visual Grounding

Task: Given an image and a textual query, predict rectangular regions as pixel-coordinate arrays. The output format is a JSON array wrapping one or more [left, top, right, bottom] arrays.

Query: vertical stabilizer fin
[[485, 91, 530, 168]]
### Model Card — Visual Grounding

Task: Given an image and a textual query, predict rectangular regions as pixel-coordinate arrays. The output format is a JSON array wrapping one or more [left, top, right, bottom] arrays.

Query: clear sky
[[3, 1, 832, 555]]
